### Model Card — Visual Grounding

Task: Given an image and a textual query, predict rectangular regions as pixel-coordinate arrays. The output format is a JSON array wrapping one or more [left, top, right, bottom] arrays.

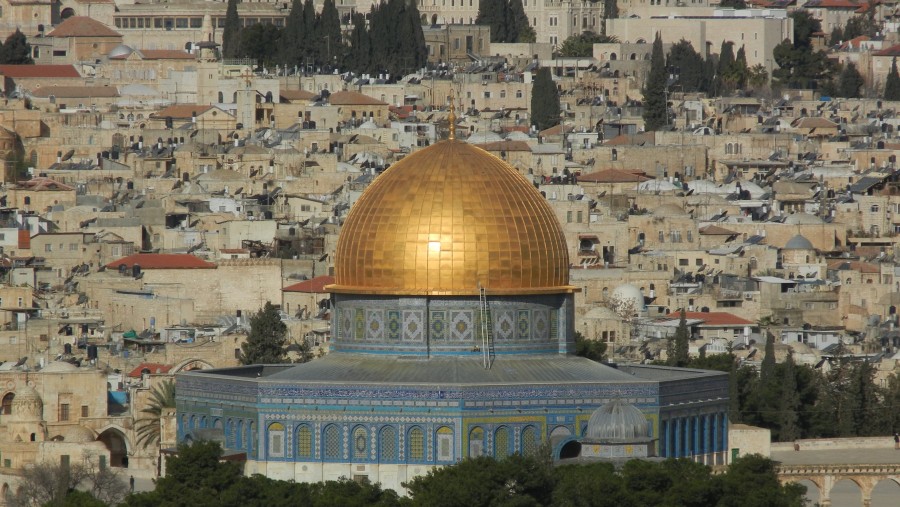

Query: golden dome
[[329, 139, 573, 296]]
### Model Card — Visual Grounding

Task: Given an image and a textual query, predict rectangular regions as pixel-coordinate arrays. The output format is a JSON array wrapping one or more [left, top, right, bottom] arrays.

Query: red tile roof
[[127, 362, 173, 378], [578, 169, 651, 183], [283, 275, 335, 293], [665, 311, 755, 326], [802, 0, 862, 8], [15, 177, 75, 191], [150, 104, 213, 120], [874, 44, 900, 57], [30, 85, 118, 98], [280, 89, 317, 101], [48, 16, 121, 38], [106, 253, 216, 270], [329, 91, 387, 106], [0, 65, 80, 78]]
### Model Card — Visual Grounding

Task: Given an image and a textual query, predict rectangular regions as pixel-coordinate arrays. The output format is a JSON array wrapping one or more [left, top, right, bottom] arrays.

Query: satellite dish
[[62, 149, 75, 161]]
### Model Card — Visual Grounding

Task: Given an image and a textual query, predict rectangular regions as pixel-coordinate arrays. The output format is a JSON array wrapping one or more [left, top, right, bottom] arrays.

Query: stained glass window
[[297, 425, 312, 457], [409, 427, 424, 460]]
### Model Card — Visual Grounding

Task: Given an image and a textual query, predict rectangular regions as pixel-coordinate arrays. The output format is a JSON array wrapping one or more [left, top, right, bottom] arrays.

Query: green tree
[[558, 33, 617, 57], [885, 58, 900, 100], [403, 455, 554, 506], [719, 0, 747, 7], [777, 352, 800, 442], [714, 40, 736, 95], [240, 301, 289, 364], [240, 23, 282, 67], [280, 0, 306, 67], [476, 0, 507, 43], [837, 61, 865, 98], [301, 0, 319, 64], [748, 64, 769, 89], [347, 12, 371, 72], [554, 463, 632, 507], [668, 309, 690, 367], [574, 331, 606, 362], [716, 455, 806, 507], [507, 0, 535, 43], [642, 32, 668, 131], [829, 25, 844, 46], [318, 0, 343, 67], [134, 379, 175, 449], [368, 0, 427, 76], [772, 10, 831, 89], [843, 14, 878, 40], [0, 29, 34, 65], [530, 66, 560, 131], [666, 39, 707, 93], [222, 0, 242, 59]]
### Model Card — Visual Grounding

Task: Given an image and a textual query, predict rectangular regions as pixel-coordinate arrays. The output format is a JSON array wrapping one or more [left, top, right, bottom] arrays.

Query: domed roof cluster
[[330, 140, 573, 296], [585, 399, 648, 440], [11, 384, 43, 421]]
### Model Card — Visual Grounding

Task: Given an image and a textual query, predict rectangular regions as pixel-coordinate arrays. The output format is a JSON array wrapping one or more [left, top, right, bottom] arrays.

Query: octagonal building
[[177, 134, 729, 491]]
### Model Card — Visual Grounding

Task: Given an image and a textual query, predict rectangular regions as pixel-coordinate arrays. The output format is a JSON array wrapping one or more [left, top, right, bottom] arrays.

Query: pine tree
[[222, 0, 242, 60], [0, 29, 33, 65], [347, 12, 371, 72], [241, 302, 289, 364], [642, 32, 668, 131], [760, 329, 776, 383], [530, 67, 560, 131], [734, 45, 749, 89], [667, 39, 705, 93], [507, 0, 534, 43], [838, 61, 865, 98], [885, 58, 900, 101], [302, 0, 318, 65]]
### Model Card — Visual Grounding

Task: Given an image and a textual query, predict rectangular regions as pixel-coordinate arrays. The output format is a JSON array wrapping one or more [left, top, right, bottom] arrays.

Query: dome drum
[[331, 293, 574, 356]]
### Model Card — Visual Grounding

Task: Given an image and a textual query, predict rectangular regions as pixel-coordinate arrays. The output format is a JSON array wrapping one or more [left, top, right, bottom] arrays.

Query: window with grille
[[408, 427, 424, 460], [521, 426, 538, 455], [353, 426, 368, 460], [379, 427, 396, 461], [268, 423, 285, 458], [297, 425, 312, 457], [324, 425, 341, 459], [59, 404, 70, 422], [495, 427, 509, 458]]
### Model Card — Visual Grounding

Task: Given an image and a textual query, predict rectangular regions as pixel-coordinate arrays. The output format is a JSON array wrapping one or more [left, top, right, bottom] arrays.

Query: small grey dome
[[585, 400, 648, 440], [108, 44, 134, 59], [784, 234, 814, 250], [783, 213, 823, 225]]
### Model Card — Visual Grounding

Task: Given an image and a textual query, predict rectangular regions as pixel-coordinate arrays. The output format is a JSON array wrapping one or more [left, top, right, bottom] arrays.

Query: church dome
[[585, 399, 648, 440], [330, 139, 572, 296], [784, 234, 814, 250], [12, 385, 43, 421]]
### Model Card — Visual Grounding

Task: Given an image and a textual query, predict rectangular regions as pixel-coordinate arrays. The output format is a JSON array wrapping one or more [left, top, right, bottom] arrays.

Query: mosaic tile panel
[[533, 310, 549, 341], [386, 310, 401, 341], [517, 310, 530, 340], [550, 310, 558, 340], [450, 311, 474, 341], [430, 311, 446, 340], [494, 310, 515, 340], [354, 309, 365, 341], [342, 309, 353, 341], [366, 310, 385, 341], [403, 311, 424, 342]]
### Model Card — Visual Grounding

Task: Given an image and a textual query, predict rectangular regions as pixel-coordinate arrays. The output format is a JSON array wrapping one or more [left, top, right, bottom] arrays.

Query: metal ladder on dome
[[478, 284, 495, 369]]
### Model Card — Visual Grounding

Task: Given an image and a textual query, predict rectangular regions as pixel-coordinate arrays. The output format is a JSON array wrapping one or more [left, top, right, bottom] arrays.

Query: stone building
[[177, 123, 729, 493]]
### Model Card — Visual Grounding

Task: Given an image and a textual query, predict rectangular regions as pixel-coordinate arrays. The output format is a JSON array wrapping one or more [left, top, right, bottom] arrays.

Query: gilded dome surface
[[330, 140, 572, 296]]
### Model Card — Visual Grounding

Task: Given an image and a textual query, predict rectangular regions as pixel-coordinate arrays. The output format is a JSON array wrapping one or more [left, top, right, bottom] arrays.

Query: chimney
[[56, 151, 62, 164]]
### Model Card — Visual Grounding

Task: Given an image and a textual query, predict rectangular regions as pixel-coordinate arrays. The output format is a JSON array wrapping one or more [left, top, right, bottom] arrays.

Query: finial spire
[[448, 90, 457, 140]]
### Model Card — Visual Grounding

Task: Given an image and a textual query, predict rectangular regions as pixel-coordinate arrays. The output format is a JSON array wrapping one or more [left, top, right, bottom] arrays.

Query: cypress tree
[[672, 309, 690, 367], [507, 0, 534, 43], [222, 0, 242, 59], [347, 12, 371, 73], [319, 0, 342, 68], [734, 45, 749, 89], [240, 302, 289, 365], [642, 32, 668, 131], [777, 352, 800, 442], [281, 0, 305, 67], [530, 67, 560, 131], [714, 41, 736, 96], [301, 0, 318, 65], [838, 62, 865, 98], [0, 29, 33, 65], [476, 0, 507, 43], [886, 58, 900, 101]]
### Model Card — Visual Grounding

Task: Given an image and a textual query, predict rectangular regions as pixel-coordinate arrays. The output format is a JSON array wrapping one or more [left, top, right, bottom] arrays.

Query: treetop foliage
[[240, 301, 289, 365], [0, 29, 34, 65]]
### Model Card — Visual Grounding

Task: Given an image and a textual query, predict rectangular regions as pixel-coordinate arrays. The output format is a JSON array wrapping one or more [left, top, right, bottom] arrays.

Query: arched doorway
[[1, 392, 13, 415], [98, 428, 130, 467]]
